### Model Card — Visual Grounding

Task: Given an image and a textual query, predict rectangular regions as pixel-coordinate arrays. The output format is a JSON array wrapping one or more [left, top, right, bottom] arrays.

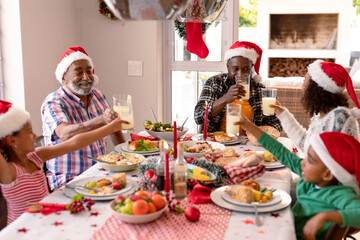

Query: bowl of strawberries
[[110, 190, 167, 224]]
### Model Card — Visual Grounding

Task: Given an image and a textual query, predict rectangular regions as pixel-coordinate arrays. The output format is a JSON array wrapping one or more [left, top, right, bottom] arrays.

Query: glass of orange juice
[[261, 88, 277, 116], [113, 94, 134, 132], [226, 103, 241, 136]]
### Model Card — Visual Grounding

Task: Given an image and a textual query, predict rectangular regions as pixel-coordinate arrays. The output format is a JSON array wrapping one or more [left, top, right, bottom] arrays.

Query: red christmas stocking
[[185, 22, 209, 59]]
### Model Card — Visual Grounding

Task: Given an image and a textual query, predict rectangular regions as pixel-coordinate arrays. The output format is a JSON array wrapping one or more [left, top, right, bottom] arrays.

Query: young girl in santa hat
[[0, 100, 127, 225], [234, 116, 360, 240], [272, 60, 360, 154]]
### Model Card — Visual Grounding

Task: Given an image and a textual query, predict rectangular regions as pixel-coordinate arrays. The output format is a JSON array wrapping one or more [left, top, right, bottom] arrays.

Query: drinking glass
[[261, 88, 277, 116], [235, 75, 250, 100], [112, 94, 134, 132], [226, 103, 241, 136]]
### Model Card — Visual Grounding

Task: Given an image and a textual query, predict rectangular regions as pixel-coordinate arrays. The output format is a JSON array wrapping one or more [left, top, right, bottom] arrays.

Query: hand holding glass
[[261, 89, 277, 116], [226, 103, 241, 136], [235, 75, 250, 100], [113, 94, 134, 132]]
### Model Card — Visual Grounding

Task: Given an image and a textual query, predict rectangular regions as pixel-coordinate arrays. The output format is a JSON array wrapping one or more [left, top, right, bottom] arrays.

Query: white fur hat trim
[[310, 134, 360, 195], [224, 48, 258, 64], [308, 60, 344, 93], [55, 52, 96, 83], [0, 105, 30, 139]]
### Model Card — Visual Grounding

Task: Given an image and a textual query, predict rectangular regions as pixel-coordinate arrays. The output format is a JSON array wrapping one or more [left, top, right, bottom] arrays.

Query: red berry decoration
[[185, 206, 200, 222]]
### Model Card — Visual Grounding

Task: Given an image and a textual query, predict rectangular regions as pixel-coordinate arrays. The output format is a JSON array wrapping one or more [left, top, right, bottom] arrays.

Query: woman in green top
[[235, 116, 360, 240]]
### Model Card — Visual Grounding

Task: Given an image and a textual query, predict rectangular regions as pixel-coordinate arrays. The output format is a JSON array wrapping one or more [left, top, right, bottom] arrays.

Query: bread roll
[[223, 147, 236, 157], [128, 141, 138, 151], [112, 173, 127, 184], [215, 133, 232, 142], [241, 179, 260, 191]]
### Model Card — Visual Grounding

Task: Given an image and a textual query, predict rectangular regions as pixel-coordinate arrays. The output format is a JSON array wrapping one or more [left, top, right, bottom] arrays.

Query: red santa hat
[[55, 46, 98, 84], [310, 132, 360, 195], [224, 41, 263, 80], [0, 100, 30, 140], [307, 60, 360, 109]]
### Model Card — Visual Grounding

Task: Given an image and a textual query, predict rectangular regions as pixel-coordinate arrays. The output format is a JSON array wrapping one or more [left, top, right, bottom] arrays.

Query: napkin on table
[[25, 202, 68, 215], [224, 165, 266, 184], [187, 183, 212, 204]]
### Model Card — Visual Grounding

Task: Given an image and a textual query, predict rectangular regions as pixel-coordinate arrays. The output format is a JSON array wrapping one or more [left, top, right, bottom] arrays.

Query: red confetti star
[[242, 219, 254, 224], [91, 224, 97, 227], [90, 212, 99, 216], [244, 149, 252, 152], [55, 212, 62, 215], [131, 175, 138, 177], [292, 148, 298, 153], [53, 221, 63, 226], [257, 230, 265, 234], [18, 228, 28, 233], [99, 168, 106, 171], [271, 213, 280, 218]]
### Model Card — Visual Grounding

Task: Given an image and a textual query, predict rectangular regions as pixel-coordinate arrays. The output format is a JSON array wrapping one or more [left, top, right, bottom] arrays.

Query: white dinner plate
[[221, 189, 282, 207], [253, 151, 285, 169], [183, 141, 225, 158], [63, 178, 138, 201], [114, 143, 160, 156], [191, 134, 240, 146], [211, 186, 291, 213]]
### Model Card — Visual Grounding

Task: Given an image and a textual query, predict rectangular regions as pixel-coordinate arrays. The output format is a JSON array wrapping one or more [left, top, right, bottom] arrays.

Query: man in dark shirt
[[194, 41, 282, 133]]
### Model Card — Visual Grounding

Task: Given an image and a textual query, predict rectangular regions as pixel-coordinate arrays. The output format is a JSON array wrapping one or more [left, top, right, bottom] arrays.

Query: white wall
[[0, 0, 162, 145]]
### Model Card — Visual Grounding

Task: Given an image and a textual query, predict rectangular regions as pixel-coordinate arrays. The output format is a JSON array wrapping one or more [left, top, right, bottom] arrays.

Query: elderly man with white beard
[[41, 46, 126, 190]]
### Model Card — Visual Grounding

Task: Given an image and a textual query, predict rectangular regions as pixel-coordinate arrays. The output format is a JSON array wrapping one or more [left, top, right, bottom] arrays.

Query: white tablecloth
[[0, 139, 297, 240]]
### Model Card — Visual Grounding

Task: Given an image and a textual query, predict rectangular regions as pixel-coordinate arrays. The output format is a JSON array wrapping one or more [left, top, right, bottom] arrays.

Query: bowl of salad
[[143, 120, 188, 142]]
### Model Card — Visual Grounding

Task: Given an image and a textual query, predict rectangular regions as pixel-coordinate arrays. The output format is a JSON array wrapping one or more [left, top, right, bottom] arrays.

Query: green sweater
[[258, 132, 360, 240]]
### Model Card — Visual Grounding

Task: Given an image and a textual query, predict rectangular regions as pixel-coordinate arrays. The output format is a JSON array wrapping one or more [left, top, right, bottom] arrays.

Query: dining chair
[[0, 188, 7, 230], [324, 223, 354, 240], [35, 135, 52, 193]]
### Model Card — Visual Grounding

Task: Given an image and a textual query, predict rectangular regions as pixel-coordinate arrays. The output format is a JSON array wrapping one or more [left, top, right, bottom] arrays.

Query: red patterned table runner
[[91, 200, 231, 240]]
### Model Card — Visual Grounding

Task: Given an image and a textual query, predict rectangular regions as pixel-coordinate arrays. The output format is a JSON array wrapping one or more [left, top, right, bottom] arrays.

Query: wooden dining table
[[0, 136, 299, 240]]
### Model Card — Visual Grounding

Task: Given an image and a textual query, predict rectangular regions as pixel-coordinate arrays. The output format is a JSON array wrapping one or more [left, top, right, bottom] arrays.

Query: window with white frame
[[163, 0, 239, 133]]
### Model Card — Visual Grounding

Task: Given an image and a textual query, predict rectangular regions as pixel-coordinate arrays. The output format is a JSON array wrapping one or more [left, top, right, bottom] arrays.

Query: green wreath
[[98, 0, 118, 20], [174, 20, 211, 41]]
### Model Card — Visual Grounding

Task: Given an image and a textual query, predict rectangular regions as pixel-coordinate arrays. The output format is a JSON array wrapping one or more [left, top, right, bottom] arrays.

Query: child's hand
[[302, 212, 328, 240], [269, 101, 285, 115], [103, 108, 118, 124]]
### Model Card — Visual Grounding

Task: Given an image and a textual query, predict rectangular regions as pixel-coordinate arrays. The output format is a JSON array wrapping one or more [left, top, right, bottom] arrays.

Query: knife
[[82, 155, 116, 165]]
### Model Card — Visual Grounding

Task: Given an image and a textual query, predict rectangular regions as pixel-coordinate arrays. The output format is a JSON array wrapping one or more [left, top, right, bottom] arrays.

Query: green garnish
[[136, 139, 158, 152]]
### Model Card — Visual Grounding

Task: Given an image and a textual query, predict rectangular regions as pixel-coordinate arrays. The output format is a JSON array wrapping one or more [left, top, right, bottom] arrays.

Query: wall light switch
[[128, 60, 143, 77]]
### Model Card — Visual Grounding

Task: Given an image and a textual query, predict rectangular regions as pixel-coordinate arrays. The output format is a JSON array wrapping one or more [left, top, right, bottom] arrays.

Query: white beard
[[68, 79, 94, 96]]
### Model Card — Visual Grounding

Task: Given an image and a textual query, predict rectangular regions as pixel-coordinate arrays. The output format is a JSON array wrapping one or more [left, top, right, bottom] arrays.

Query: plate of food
[[183, 141, 225, 158], [143, 120, 188, 142], [97, 152, 145, 172], [187, 163, 216, 184], [191, 132, 239, 145], [115, 139, 160, 156], [64, 174, 138, 200], [222, 185, 281, 207], [256, 151, 285, 169], [211, 186, 291, 213]]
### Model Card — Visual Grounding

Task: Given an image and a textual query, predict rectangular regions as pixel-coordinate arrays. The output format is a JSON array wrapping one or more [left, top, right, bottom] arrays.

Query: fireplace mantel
[[256, 0, 352, 78]]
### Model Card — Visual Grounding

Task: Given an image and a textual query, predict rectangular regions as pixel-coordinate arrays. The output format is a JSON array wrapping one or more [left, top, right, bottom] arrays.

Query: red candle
[[173, 121, 177, 159], [164, 141, 170, 195], [203, 100, 208, 140]]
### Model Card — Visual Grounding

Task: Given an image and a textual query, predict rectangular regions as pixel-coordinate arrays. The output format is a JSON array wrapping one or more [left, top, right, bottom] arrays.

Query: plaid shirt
[[41, 86, 110, 189], [194, 73, 283, 132]]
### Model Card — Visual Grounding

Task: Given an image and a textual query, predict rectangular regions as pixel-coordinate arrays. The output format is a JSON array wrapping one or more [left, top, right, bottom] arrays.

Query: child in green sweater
[[235, 116, 360, 240]]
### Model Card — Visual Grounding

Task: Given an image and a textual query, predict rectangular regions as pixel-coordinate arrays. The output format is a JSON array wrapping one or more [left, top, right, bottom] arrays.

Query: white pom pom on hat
[[55, 46, 98, 84], [0, 100, 30, 139]]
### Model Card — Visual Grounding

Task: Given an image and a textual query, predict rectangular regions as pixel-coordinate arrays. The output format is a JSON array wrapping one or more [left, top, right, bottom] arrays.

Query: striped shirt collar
[[61, 86, 94, 107]]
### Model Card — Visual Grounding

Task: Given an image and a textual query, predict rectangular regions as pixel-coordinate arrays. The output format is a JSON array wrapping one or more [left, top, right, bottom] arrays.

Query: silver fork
[[252, 202, 262, 226]]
